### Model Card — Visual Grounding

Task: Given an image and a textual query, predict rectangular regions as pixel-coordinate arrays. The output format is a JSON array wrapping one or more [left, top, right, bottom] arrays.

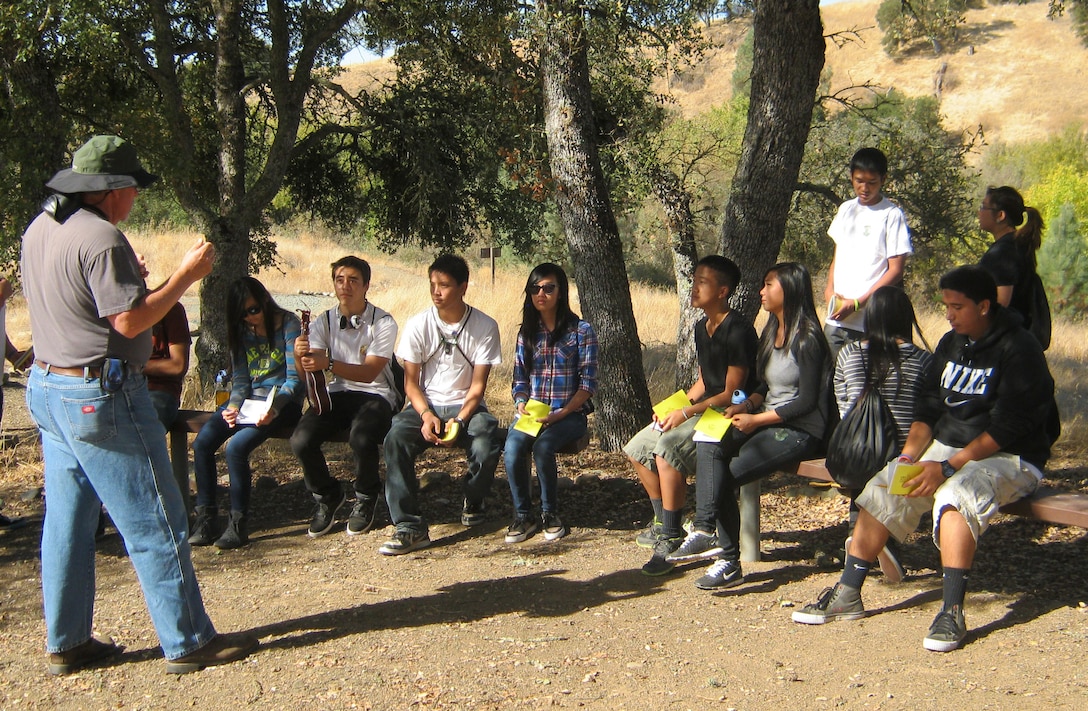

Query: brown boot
[[47, 634, 123, 675], [165, 632, 259, 674]]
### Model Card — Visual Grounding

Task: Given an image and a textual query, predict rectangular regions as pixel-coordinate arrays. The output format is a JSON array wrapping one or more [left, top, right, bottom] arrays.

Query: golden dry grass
[[660, 0, 1088, 145]]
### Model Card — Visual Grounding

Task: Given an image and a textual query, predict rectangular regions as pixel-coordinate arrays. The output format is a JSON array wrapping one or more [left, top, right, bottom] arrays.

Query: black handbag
[[825, 384, 899, 490]]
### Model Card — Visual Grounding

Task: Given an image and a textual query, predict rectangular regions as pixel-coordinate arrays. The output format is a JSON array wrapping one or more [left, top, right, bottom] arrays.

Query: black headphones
[[339, 314, 363, 330]]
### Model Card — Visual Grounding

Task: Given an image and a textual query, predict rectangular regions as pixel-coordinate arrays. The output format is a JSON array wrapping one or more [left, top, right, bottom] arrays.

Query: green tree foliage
[[786, 91, 983, 286], [876, 0, 971, 56], [1037, 203, 1088, 316]]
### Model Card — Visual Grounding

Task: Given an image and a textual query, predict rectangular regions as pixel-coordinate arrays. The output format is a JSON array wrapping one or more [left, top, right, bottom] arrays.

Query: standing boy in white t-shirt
[[380, 254, 502, 555], [824, 147, 913, 360]]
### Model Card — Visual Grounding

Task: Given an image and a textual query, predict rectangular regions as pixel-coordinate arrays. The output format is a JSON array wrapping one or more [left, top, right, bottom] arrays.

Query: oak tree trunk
[[718, 0, 825, 320], [539, 1, 652, 449]]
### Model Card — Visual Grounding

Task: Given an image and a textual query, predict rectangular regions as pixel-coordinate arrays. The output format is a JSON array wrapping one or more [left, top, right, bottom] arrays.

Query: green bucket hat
[[45, 135, 159, 193]]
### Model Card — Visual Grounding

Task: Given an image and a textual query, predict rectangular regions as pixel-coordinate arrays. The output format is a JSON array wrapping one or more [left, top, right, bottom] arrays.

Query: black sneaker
[[0, 513, 28, 531], [346, 495, 378, 536], [666, 529, 724, 563], [504, 516, 539, 544], [308, 490, 346, 538], [187, 506, 219, 546], [461, 498, 486, 527], [694, 558, 744, 590], [541, 512, 567, 541], [635, 518, 662, 548], [378, 529, 431, 556], [641, 535, 683, 576], [923, 605, 966, 652], [791, 583, 866, 624]]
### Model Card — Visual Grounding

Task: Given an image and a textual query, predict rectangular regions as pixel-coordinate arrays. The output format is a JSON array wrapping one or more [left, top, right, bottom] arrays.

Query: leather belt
[[36, 360, 103, 378]]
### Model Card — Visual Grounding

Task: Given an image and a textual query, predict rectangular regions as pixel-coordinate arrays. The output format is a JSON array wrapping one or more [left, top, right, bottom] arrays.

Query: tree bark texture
[[539, 1, 651, 450], [648, 167, 700, 391], [718, 0, 825, 321]]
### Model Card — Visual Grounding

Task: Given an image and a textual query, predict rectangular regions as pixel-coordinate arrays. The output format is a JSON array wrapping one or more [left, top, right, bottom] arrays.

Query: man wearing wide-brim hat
[[21, 135, 258, 675]]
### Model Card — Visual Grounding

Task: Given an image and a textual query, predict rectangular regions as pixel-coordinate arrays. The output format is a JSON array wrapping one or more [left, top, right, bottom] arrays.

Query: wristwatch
[[940, 460, 956, 479]]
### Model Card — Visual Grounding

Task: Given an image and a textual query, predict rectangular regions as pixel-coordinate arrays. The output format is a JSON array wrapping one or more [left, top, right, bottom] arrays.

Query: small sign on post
[[479, 246, 501, 286]]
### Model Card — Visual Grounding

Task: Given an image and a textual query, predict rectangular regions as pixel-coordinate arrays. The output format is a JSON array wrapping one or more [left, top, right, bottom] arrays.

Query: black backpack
[[825, 384, 900, 490]]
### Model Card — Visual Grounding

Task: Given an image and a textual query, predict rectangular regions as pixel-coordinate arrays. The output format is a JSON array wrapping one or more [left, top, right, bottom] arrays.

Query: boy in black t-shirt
[[623, 256, 759, 576]]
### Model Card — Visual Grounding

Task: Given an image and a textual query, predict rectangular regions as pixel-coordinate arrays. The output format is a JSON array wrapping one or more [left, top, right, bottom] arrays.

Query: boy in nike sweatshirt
[[792, 265, 1057, 652]]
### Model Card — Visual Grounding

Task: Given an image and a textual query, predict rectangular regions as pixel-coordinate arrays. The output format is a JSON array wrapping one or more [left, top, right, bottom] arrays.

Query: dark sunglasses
[[527, 283, 558, 296], [245, 304, 263, 316]]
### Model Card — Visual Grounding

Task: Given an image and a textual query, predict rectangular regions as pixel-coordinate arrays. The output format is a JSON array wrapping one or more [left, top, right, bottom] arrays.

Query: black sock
[[840, 554, 873, 591], [942, 567, 970, 610], [660, 508, 683, 539], [650, 498, 664, 522]]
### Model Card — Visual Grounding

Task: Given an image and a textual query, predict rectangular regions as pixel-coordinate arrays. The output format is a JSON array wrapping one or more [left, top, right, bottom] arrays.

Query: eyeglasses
[[526, 283, 558, 296], [245, 304, 263, 316], [979, 205, 998, 212]]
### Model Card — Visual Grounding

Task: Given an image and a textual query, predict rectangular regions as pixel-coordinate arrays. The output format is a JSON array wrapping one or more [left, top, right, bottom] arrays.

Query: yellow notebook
[[693, 407, 732, 442], [652, 389, 692, 421], [889, 462, 924, 495], [513, 399, 551, 437]]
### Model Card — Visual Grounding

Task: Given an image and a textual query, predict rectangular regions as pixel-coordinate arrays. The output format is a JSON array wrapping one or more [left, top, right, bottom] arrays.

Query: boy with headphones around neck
[[292, 256, 400, 538]]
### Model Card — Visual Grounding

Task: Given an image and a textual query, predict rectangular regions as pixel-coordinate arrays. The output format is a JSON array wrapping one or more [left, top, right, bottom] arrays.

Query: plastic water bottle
[[214, 369, 230, 407]]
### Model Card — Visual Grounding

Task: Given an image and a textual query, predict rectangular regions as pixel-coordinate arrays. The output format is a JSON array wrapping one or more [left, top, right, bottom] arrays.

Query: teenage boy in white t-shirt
[[379, 254, 502, 555], [292, 256, 400, 539], [824, 147, 913, 361]]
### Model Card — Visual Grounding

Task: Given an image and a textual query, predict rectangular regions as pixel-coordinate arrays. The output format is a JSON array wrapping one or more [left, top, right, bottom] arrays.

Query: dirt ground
[[1, 373, 1086, 710]]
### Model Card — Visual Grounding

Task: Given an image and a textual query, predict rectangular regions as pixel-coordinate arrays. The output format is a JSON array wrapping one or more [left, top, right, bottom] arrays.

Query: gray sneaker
[[541, 512, 567, 541], [846, 535, 905, 583], [792, 583, 866, 624], [641, 535, 683, 576], [665, 529, 724, 562], [378, 529, 431, 556], [504, 516, 538, 544], [635, 518, 662, 548], [923, 605, 966, 652], [694, 558, 744, 590]]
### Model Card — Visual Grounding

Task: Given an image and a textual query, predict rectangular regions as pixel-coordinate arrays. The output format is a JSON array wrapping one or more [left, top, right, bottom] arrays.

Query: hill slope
[[670, 0, 1088, 144]]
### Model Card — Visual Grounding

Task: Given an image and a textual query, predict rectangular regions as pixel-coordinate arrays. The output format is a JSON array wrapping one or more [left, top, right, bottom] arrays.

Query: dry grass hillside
[[342, 1, 1088, 146], [668, 0, 1088, 144]]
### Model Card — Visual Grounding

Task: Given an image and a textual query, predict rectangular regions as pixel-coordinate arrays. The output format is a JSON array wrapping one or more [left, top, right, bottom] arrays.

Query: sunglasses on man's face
[[527, 283, 558, 296], [245, 304, 263, 316]]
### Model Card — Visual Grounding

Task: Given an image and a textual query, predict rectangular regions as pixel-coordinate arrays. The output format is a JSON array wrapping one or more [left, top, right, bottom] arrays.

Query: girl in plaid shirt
[[503, 264, 598, 543]]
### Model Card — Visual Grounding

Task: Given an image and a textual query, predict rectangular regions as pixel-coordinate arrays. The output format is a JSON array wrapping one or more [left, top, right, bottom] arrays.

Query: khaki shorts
[[857, 440, 1040, 547], [622, 417, 699, 476]]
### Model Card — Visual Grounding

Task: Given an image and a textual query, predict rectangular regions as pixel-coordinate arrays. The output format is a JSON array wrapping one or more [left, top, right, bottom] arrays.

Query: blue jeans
[[504, 412, 587, 517], [27, 365, 216, 658], [383, 405, 500, 534], [695, 425, 820, 560], [192, 401, 302, 513]]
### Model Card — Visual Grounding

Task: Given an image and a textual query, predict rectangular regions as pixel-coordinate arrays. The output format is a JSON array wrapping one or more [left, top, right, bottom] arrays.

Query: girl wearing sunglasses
[[190, 276, 304, 549], [503, 263, 598, 544]]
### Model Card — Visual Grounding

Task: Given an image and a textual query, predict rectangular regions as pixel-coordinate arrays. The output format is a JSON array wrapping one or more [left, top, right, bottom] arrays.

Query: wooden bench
[[167, 410, 591, 509], [735, 457, 1088, 563]]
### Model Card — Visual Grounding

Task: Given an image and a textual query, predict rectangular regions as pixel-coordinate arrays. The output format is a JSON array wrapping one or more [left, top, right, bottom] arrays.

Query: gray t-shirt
[[21, 208, 150, 366]]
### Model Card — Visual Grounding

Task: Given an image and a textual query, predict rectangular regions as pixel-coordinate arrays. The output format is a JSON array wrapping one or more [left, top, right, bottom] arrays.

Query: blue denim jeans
[[695, 425, 820, 560], [192, 401, 302, 513], [383, 405, 500, 534], [504, 412, 587, 517], [27, 365, 216, 658]]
